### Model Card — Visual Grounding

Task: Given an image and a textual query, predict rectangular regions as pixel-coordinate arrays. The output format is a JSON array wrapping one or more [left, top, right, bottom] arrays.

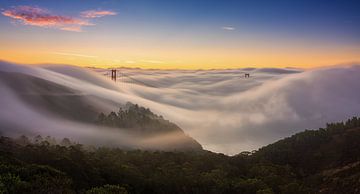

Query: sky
[[0, 0, 359, 69]]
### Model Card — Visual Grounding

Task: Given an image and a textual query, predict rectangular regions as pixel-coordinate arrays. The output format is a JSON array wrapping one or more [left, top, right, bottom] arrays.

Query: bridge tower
[[111, 69, 117, 81]]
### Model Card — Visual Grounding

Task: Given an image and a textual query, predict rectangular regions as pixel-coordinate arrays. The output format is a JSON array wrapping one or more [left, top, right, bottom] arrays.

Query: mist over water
[[1, 61, 360, 155]]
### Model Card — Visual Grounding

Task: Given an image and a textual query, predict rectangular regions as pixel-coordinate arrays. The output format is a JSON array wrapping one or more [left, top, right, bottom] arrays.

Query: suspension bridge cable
[[119, 73, 159, 88]]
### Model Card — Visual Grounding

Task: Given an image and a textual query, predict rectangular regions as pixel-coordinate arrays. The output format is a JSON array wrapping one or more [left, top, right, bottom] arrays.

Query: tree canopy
[[1, 115, 360, 193]]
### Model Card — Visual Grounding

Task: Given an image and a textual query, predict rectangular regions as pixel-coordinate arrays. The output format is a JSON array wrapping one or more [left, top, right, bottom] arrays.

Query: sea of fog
[[1, 61, 360, 155]]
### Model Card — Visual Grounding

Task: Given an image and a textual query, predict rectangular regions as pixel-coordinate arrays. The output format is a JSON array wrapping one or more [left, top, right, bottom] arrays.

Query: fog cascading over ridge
[[1, 60, 360, 155], [0, 61, 201, 151]]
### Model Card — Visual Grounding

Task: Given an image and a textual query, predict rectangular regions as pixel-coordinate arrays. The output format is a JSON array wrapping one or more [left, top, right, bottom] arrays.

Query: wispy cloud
[[125, 60, 136, 64], [81, 10, 117, 18], [140, 60, 164, 64], [51, 52, 98, 58], [1, 6, 116, 32], [222, 26, 235, 31], [1, 6, 92, 32]]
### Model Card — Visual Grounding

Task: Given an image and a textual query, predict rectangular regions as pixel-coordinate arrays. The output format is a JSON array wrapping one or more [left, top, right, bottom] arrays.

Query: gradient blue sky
[[1, 0, 359, 68]]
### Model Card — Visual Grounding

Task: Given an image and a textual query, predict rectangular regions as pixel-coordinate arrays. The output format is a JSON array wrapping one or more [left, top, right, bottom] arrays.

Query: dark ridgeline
[[0, 117, 360, 193]]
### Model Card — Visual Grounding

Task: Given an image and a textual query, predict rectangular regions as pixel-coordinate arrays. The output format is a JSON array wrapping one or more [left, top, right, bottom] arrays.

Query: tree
[[86, 185, 128, 194]]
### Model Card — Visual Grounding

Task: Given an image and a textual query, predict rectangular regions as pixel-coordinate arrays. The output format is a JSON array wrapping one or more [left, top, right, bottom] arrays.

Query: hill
[[250, 117, 360, 193], [0, 117, 359, 193], [96, 102, 202, 151]]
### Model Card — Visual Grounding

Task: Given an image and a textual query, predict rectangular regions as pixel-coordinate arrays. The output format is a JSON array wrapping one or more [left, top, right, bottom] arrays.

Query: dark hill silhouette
[[248, 117, 360, 193], [0, 118, 359, 193]]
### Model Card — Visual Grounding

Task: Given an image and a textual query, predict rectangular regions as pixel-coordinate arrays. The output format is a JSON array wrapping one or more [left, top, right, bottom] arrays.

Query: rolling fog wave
[[1, 60, 360, 154]]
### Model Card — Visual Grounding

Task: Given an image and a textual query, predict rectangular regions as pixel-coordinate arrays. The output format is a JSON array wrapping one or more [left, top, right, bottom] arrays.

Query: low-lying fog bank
[[1, 60, 360, 154]]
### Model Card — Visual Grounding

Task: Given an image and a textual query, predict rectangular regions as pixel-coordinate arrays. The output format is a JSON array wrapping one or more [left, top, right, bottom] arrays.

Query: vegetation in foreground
[[1, 117, 360, 194]]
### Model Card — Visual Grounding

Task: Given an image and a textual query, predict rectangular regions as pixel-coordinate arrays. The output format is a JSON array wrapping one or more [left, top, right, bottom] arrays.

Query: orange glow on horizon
[[1, 47, 359, 70]]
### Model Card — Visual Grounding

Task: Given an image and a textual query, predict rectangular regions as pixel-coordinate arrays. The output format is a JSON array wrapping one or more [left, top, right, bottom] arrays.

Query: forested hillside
[[0, 117, 360, 193], [250, 117, 360, 193], [96, 103, 203, 151]]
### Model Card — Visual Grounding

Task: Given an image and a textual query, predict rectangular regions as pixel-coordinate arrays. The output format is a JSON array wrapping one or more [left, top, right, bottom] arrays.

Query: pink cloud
[[81, 10, 117, 18], [1, 6, 93, 32]]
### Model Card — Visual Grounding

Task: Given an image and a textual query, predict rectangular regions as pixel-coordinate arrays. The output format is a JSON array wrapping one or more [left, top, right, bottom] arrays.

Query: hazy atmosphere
[[1, 61, 360, 154], [1, 1, 360, 193]]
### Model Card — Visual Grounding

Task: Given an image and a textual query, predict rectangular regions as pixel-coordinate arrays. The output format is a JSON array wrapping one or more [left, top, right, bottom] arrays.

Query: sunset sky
[[0, 0, 359, 69]]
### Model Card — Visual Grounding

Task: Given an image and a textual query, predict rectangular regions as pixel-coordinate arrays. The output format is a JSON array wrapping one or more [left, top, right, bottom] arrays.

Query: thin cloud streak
[[140, 60, 165, 64], [126, 61, 136, 64], [222, 26, 235, 31], [51, 52, 98, 58], [81, 10, 117, 18]]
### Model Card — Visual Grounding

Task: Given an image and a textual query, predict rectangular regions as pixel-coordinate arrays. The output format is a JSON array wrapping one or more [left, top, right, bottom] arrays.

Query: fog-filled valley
[[1, 61, 360, 193], [1, 61, 360, 155]]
